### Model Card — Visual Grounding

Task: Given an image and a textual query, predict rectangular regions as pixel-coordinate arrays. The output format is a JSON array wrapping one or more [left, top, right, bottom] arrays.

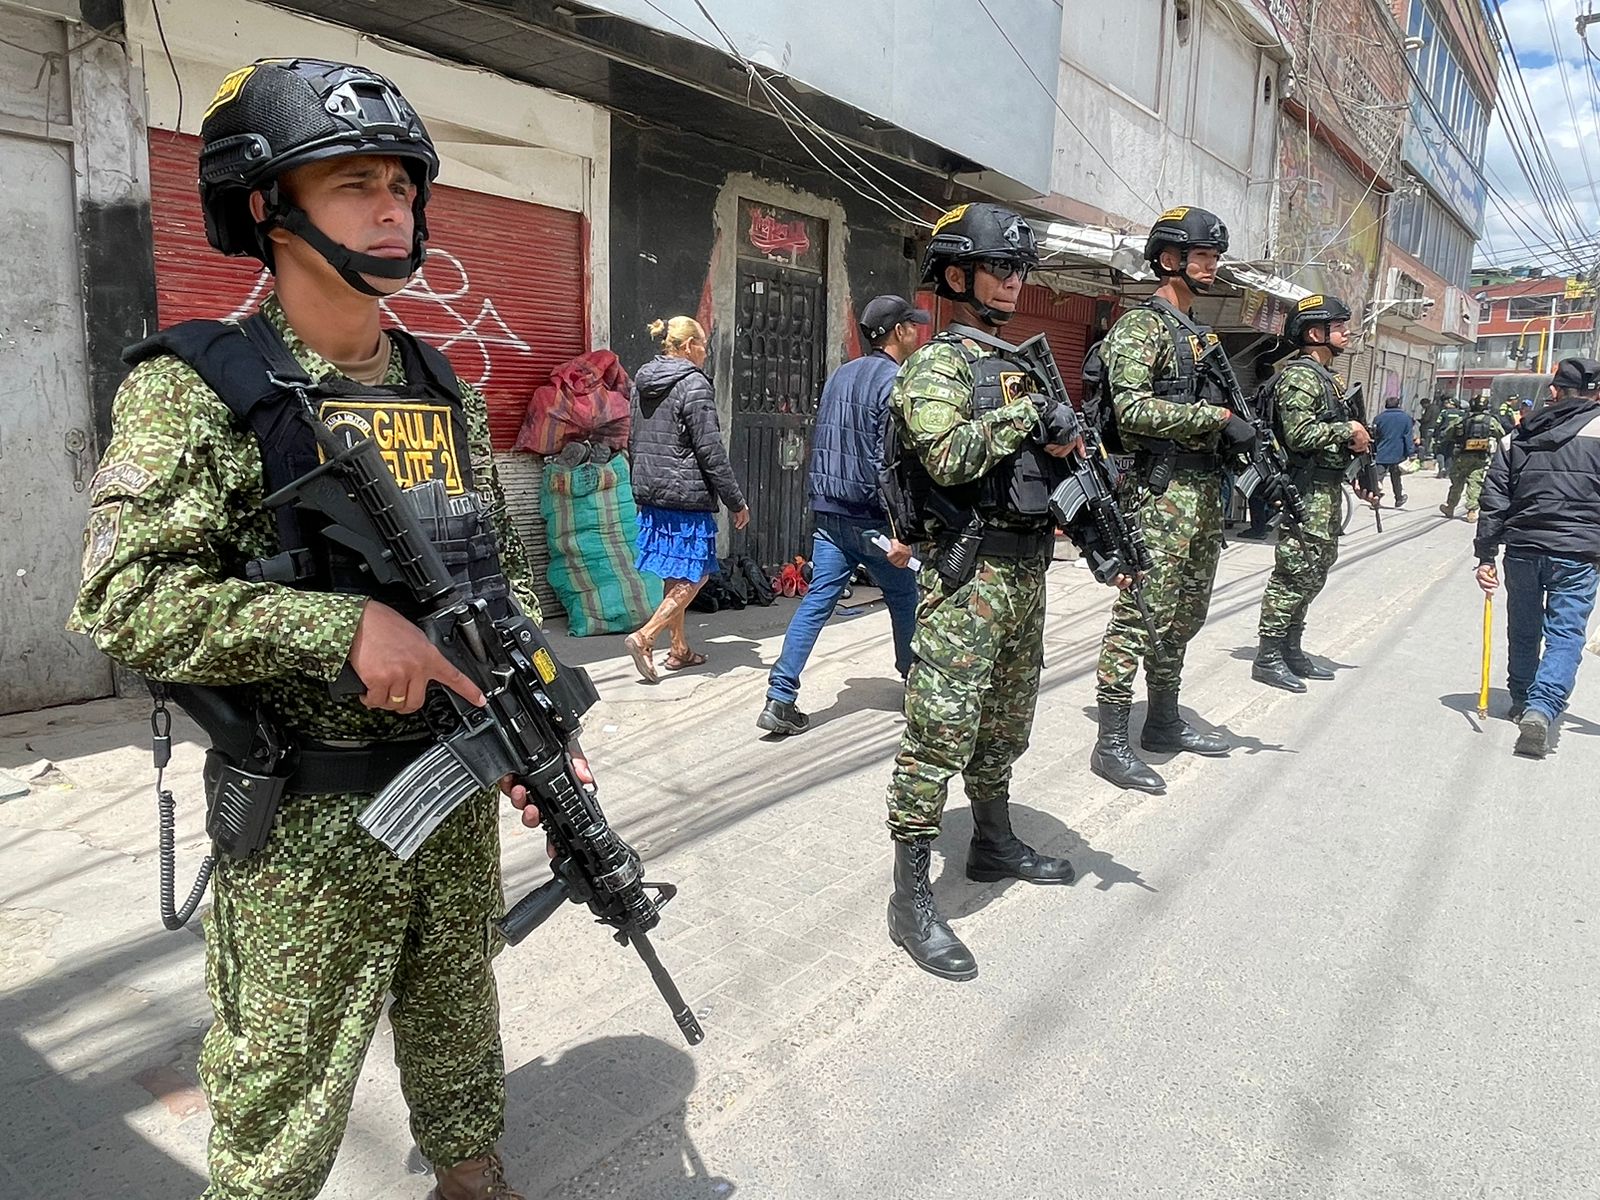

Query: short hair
[[647, 315, 705, 353], [1385, 396, 1401, 409]]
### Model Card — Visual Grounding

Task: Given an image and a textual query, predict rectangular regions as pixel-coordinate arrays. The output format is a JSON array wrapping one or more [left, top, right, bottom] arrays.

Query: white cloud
[[1475, 0, 1600, 271]]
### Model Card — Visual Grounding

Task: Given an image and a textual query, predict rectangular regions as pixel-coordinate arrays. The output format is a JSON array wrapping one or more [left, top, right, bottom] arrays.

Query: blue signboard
[[1402, 93, 1488, 235]]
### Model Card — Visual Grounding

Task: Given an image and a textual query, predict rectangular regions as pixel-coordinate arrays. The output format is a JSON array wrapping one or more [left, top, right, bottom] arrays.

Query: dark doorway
[[730, 200, 828, 570]]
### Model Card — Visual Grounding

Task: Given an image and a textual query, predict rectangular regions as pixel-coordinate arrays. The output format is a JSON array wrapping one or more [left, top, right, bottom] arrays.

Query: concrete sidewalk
[[0, 475, 1480, 1199]]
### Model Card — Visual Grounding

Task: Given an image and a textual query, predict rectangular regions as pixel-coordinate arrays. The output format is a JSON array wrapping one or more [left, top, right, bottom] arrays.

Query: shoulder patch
[[88, 461, 157, 506], [909, 401, 961, 437], [81, 504, 122, 580]]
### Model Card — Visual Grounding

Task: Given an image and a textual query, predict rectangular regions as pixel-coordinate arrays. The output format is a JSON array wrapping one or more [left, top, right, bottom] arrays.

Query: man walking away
[[1372, 396, 1418, 507], [758, 296, 926, 734], [1473, 357, 1600, 759]]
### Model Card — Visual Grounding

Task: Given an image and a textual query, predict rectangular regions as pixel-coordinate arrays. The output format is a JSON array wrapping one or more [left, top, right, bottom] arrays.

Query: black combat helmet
[[1469, 393, 1491, 412], [1144, 205, 1229, 293], [198, 58, 439, 295], [1283, 293, 1353, 350], [921, 203, 1040, 325]]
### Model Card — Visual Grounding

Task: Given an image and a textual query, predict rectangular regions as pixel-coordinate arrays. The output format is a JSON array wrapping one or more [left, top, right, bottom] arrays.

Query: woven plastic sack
[[541, 456, 662, 636]]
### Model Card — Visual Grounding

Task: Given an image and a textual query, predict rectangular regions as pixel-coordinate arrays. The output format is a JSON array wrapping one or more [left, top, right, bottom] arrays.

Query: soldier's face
[[1183, 247, 1221, 287], [967, 261, 1023, 313], [262, 155, 419, 296], [1326, 320, 1351, 352]]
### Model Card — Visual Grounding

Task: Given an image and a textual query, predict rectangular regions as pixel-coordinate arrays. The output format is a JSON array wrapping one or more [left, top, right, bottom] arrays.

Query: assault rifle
[[1340, 383, 1383, 532], [1195, 340, 1308, 528], [1012, 333, 1158, 638], [269, 418, 704, 1046]]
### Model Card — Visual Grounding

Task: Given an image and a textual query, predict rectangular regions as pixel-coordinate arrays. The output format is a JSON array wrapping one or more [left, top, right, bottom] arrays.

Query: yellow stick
[[1478, 594, 1493, 719]]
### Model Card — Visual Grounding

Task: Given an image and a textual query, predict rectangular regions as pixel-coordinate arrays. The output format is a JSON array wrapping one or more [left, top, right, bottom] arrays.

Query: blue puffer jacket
[[807, 351, 901, 519]]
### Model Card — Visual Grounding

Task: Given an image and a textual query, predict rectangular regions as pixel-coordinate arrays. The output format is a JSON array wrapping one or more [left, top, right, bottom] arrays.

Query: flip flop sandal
[[663, 650, 708, 671], [624, 633, 658, 683]]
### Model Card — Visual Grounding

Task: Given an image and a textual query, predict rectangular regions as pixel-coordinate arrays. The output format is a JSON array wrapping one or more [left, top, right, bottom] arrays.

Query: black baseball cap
[[859, 295, 931, 341], [1551, 356, 1600, 393]]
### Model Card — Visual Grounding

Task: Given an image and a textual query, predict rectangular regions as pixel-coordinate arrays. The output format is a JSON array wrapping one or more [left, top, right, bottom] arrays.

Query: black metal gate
[[730, 259, 827, 570]]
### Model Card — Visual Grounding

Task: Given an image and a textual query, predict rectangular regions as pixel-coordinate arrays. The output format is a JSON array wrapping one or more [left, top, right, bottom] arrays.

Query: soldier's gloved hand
[[1031, 396, 1083, 454], [1219, 413, 1257, 454]]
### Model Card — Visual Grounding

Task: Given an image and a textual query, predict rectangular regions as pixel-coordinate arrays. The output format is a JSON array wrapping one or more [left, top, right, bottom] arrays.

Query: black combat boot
[[1284, 624, 1334, 680], [1089, 704, 1165, 794], [1252, 636, 1308, 693], [887, 841, 977, 981], [966, 799, 1075, 884], [1141, 689, 1231, 755]]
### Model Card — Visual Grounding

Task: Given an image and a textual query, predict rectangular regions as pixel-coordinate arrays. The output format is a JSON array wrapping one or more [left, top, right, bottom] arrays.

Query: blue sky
[[1474, 0, 1600, 271]]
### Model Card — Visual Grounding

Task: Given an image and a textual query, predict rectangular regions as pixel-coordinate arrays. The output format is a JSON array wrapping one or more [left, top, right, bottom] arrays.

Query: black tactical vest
[[927, 329, 1056, 528], [123, 312, 513, 618], [1457, 412, 1500, 453], [1142, 298, 1228, 409]]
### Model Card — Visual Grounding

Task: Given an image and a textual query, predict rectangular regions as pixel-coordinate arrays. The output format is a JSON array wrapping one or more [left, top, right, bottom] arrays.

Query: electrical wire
[[1542, 0, 1600, 213], [639, 0, 938, 227], [150, 0, 184, 133], [970, 0, 1165, 216], [1283, 122, 1406, 283]]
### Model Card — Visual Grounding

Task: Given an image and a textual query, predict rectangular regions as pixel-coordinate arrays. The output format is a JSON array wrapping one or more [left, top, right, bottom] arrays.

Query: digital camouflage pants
[[1096, 470, 1224, 706], [199, 788, 506, 1200], [1258, 480, 1342, 637], [1446, 452, 1491, 513], [885, 552, 1048, 842]]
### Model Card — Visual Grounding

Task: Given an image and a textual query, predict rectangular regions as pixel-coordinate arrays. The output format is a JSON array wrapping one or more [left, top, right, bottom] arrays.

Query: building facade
[[1443, 273, 1598, 399]]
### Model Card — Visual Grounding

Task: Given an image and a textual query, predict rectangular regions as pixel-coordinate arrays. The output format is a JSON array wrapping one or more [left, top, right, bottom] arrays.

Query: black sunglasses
[[977, 258, 1031, 282]]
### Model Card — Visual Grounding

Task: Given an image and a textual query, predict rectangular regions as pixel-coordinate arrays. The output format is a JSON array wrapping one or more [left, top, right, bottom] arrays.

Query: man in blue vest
[[757, 295, 927, 734]]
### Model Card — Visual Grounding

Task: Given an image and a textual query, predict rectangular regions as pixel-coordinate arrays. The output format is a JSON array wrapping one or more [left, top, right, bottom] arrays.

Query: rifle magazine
[[359, 741, 484, 860]]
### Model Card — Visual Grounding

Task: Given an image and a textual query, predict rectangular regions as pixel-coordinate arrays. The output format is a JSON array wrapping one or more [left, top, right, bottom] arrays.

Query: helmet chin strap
[[1182, 254, 1215, 294], [262, 195, 420, 297], [958, 265, 1015, 327]]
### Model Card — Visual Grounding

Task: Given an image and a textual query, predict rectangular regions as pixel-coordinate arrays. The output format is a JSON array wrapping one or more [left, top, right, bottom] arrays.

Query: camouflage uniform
[[1094, 308, 1231, 706], [883, 337, 1048, 842], [69, 296, 538, 1200], [1447, 447, 1493, 513], [1257, 358, 1352, 637]]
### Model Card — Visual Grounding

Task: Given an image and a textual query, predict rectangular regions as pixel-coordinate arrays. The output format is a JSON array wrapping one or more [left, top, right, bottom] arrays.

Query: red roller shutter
[[1005, 285, 1093, 400], [146, 129, 586, 449]]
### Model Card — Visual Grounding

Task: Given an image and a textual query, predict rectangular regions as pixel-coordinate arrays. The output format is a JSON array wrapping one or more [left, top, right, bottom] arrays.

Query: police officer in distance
[[1439, 392, 1501, 522], [1250, 293, 1377, 692], [882, 202, 1079, 982], [1089, 205, 1254, 795], [68, 59, 574, 1200]]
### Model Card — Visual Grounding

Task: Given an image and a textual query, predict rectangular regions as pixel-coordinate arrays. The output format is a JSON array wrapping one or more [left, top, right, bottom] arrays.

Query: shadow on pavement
[[500, 1034, 734, 1200], [0, 928, 208, 1197], [801, 675, 905, 731], [1439, 690, 1501, 733], [931, 801, 1155, 922]]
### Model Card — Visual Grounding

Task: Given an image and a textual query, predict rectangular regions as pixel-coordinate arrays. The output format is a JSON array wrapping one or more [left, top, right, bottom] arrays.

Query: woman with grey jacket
[[624, 315, 750, 682]]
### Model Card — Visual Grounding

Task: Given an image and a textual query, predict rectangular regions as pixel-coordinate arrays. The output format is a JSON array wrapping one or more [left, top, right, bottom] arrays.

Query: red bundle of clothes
[[513, 349, 633, 455]]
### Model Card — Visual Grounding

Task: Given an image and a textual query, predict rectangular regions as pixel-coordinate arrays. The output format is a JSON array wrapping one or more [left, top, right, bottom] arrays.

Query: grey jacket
[[629, 355, 746, 513]]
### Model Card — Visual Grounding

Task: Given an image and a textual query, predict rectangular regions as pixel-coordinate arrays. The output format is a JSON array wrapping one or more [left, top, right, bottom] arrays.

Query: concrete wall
[[1045, 0, 1286, 258], [120, 0, 613, 348], [586, 0, 1062, 195]]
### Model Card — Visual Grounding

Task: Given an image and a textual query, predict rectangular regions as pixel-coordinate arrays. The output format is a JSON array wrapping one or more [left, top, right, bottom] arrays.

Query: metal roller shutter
[[1004, 285, 1094, 401], [146, 129, 587, 450]]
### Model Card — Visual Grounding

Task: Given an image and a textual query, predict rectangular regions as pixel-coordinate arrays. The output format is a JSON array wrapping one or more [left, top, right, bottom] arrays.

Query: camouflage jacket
[[68, 294, 540, 742], [891, 335, 1041, 490], [1103, 307, 1230, 452], [1275, 357, 1353, 472]]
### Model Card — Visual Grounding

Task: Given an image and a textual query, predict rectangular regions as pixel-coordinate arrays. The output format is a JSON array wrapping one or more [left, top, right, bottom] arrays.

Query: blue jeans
[[1504, 552, 1599, 721], [766, 512, 921, 705]]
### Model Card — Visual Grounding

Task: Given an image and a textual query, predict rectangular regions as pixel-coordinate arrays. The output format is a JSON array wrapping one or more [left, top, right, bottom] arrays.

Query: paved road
[[2, 471, 1594, 1200]]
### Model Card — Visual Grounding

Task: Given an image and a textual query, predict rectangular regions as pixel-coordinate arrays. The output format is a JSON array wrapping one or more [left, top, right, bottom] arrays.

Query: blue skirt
[[635, 506, 719, 580]]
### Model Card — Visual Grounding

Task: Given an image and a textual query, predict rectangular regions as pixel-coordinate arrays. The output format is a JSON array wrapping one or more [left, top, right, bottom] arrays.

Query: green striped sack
[[541, 457, 662, 636]]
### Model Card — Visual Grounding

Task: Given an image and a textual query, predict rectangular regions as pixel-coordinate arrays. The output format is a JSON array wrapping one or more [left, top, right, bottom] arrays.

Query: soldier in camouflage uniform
[[1251, 294, 1378, 692], [882, 203, 1078, 981], [1439, 393, 1500, 522], [67, 60, 569, 1200], [1089, 206, 1257, 795]]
